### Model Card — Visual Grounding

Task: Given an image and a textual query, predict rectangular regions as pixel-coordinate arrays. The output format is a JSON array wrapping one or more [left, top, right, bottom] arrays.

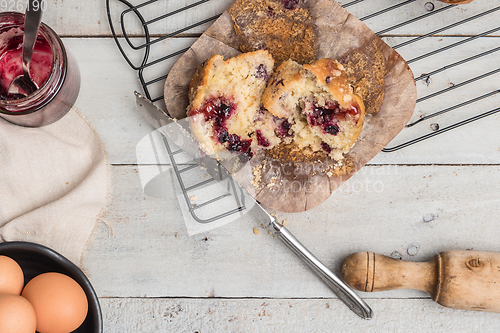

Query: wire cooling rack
[[108, 0, 499, 221], [107, 0, 500, 151], [161, 131, 248, 224]]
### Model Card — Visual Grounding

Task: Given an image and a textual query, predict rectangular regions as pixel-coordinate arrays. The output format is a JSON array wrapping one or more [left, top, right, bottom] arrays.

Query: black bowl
[[0, 241, 102, 333]]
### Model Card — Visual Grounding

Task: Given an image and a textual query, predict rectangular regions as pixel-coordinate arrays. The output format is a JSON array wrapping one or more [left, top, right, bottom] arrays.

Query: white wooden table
[[38, 0, 500, 331]]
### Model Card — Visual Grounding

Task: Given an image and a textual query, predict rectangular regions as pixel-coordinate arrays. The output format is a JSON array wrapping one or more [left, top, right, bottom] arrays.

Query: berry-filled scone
[[262, 58, 365, 160], [187, 50, 278, 158]]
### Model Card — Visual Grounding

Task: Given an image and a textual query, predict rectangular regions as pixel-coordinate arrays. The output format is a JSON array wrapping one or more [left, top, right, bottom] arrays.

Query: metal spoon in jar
[[8, 2, 43, 96]]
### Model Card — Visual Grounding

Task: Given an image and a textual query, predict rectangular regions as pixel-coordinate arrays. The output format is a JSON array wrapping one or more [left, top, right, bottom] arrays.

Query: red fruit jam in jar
[[0, 12, 80, 127], [0, 26, 53, 98]]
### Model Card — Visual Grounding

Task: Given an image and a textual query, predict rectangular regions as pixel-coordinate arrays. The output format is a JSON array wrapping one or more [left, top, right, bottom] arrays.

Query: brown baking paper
[[164, 0, 416, 213]]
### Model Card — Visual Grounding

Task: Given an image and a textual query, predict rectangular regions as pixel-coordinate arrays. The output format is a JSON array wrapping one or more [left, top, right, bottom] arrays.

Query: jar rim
[[0, 12, 68, 116]]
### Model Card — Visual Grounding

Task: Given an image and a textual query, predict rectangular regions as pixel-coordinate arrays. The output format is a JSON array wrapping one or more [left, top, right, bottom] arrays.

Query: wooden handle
[[341, 251, 500, 313], [341, 252, 437, 295]]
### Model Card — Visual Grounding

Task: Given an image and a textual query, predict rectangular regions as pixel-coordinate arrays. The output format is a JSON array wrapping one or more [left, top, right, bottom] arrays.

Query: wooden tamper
[[341, 251, 500, 313]]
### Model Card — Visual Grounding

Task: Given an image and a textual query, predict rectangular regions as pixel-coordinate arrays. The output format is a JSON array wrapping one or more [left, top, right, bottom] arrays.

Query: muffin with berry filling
[[228, 0, 316, 66], [262, 58, 365, 160], [187, 50, 278, 158], [339, 39, 386, 115]]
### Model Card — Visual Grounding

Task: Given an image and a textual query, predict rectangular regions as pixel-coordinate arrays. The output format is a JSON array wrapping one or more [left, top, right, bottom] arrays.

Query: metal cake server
[[135, 92, 373, 319]]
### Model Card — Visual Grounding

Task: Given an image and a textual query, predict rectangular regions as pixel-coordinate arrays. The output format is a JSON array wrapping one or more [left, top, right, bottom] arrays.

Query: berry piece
[[256, 129, 270, 147], [281, 0, 299, 10], [306, 101, 360, 136], [189, 96, 234, 121], [189, 96, 254, 156], [227, 133, 252, 155], [219, 131, 230, 143], [274, 78, 284, 86], [255, 64, 269, 81], [325, 124, 339, 135], [273, 117, 294, 138], [320, 142, 332, 154]]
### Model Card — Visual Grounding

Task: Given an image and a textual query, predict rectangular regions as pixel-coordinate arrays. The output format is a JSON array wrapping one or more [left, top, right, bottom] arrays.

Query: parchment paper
[[164, 0, 417, 213]]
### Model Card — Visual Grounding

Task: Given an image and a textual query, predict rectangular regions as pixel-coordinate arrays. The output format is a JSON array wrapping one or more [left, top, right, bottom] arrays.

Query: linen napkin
[[0, 109, 109, 265]]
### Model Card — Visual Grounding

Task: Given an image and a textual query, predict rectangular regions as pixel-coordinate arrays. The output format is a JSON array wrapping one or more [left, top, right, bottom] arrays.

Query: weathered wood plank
[[378, 36, 500, 164], [35, 0, 500, 37], [6, 1, 500, 330], [81, 164, 500, 299], [98, 297, 500, 332], [68, 37, 500, 166], [340, 0, 500, 37]]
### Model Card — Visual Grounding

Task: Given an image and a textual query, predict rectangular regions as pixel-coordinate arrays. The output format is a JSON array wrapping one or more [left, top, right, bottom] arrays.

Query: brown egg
[[0, 294, 37, 333], [22, 272, 88, 333], [0, 255, 24, 295]]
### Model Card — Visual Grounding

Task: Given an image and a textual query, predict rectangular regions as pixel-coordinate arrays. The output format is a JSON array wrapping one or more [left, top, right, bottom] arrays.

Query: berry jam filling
[[306, 101, 360, 135], [190, 96, 253, 157], [255, 64, 269, 81], [255, 129, 270, 147], [189, 96, 234, 122], [223, 132, 252, 156], [273, 117, 294, 138], [0, 27, 53, 100], [320, 142, 332, 154]]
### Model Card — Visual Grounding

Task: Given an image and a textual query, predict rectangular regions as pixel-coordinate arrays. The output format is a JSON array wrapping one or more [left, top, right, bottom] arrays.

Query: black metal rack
[[107, 0, 500, 151], [107, 0, 499, 221], [160, 132, 248, 224], [106, 0, 222, 103]]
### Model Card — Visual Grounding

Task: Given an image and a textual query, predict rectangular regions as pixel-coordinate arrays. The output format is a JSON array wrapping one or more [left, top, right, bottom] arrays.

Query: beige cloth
[[0, 109, 109, 265]]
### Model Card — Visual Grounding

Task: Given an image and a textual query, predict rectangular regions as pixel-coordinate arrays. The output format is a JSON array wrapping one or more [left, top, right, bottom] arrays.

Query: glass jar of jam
[[0, 12, 80, 127]]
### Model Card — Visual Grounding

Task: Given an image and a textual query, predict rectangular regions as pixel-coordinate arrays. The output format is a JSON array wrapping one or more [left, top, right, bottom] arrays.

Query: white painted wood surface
[[83, 164, 500, 298], [9, 0, 500, 331], [100, 298, 500, 332], [67, 35, 500, 166], [37, 0, 500, 37]]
